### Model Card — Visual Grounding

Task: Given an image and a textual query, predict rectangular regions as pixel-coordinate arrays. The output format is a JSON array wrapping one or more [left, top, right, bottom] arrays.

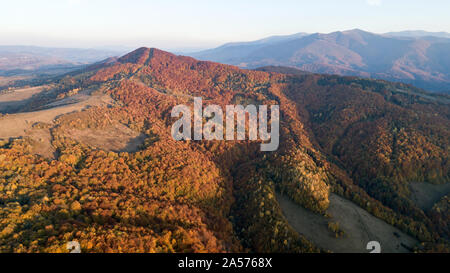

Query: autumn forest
[[0, 47, 448, 253]]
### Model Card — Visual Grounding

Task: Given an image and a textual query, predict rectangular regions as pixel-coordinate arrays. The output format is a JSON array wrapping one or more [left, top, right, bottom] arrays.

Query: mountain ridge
[[189, 30, 450, 93], [385, 30, 450, 39]]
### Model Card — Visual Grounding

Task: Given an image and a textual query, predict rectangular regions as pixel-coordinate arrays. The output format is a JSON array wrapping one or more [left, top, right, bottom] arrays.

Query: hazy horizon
[[1, 28, 450, 54], [1, 0, 450, 52]]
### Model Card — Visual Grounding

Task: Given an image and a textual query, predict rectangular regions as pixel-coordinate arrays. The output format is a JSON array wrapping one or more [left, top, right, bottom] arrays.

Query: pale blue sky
[[1, 0, 449, 51]]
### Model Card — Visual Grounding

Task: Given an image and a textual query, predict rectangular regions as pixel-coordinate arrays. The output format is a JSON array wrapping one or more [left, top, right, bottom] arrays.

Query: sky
[[1, 0, 449, 51]]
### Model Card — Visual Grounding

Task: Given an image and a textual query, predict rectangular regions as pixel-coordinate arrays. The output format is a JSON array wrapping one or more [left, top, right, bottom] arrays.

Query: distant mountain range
[[385, 30, 450, 39], [0, 46, 125, 72], [189, 29, 450, 93]]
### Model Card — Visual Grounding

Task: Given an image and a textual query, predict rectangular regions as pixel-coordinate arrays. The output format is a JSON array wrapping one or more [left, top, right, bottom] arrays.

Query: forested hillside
[[0, 48, 448, 252]]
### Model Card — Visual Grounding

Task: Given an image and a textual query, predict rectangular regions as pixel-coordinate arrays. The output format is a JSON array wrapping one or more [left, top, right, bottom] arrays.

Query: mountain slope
[[189, 30, 450, 93], [189, 32, 309, 66], [0, 48, 448, 253]]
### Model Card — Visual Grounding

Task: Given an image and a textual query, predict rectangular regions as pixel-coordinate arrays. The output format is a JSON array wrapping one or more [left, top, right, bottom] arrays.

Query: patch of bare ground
[[0, 75, 31, 87], [276, 192, 419, 253], [409, 182, 450, 210], [0, 92, 114, 158], [66, 123, 146, 153], [0, 93, 113, 138], [0, 86, 47, 112], [27, 128, 56, 159]]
